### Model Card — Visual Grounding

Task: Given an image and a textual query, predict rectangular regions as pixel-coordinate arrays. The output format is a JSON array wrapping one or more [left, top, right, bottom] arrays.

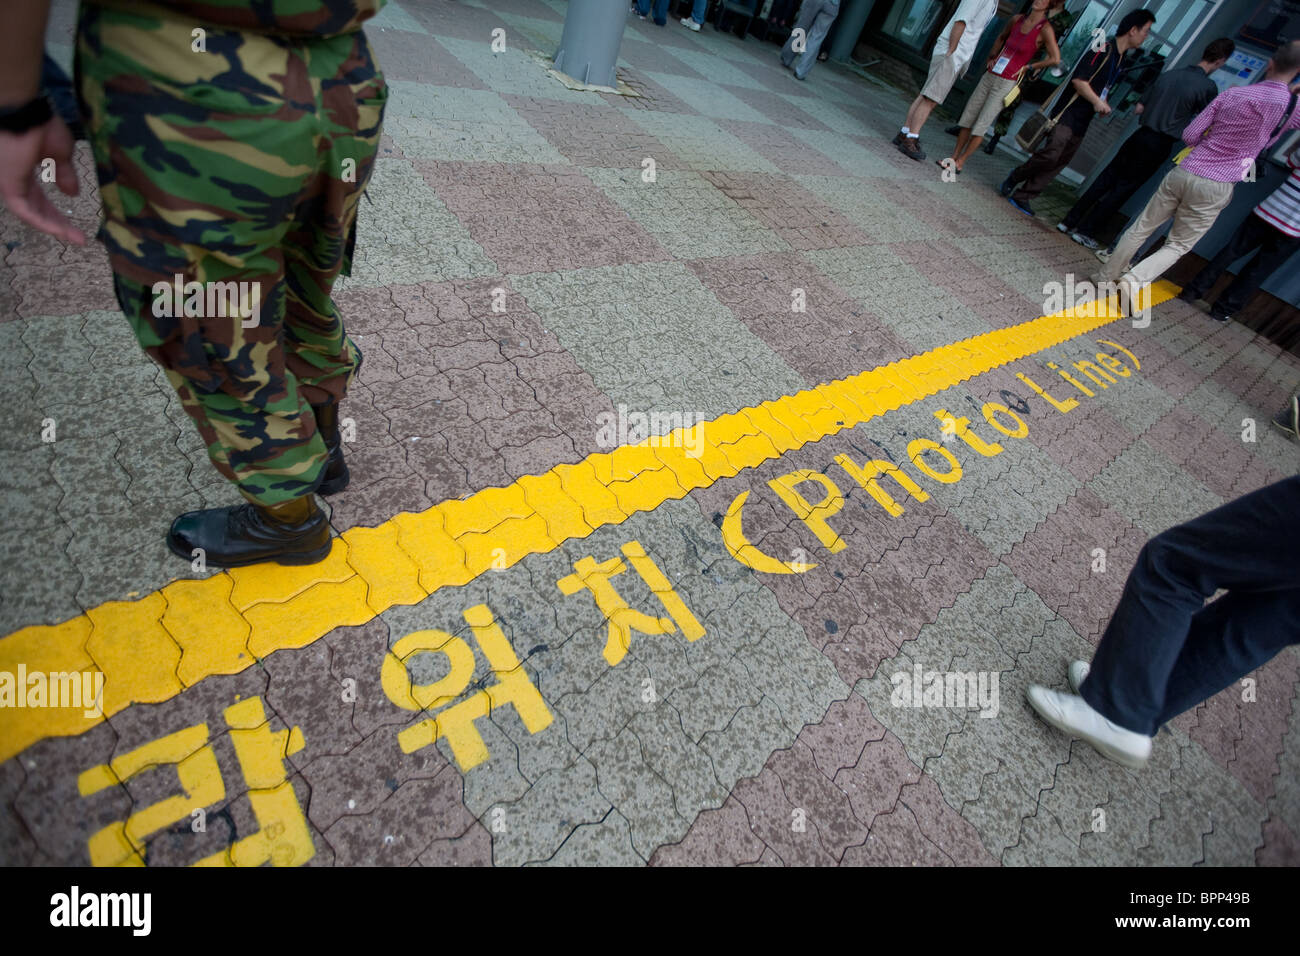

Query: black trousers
[[1183, 212, 1300, 315], [1081, 478, 1300, 736], [1060, 126, 1177, 239]]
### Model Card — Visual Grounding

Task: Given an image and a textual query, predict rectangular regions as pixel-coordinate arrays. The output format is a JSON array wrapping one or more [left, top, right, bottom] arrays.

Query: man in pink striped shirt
[[1098, 40, 1300, 306]]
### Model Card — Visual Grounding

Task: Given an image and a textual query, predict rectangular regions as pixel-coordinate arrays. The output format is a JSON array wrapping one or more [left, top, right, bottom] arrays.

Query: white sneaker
[[1026, 685, 1152, 769], [680, 16, 701, 30], [1067, 660, 1089, 693]]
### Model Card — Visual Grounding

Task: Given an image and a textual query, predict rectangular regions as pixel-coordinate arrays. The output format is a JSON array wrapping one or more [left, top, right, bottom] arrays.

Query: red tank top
[[993, 15, 1047, 79]]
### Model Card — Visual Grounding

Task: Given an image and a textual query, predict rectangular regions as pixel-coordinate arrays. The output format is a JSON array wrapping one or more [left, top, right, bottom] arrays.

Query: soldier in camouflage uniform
[[1, 0, 387, 568]]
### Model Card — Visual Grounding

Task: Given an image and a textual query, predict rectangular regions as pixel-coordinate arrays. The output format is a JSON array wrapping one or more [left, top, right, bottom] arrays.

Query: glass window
[[880, 0, 950, 53]]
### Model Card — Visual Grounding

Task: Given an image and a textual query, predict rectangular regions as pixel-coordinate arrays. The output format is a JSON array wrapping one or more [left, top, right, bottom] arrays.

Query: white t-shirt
[[933, 0, 999, 70]]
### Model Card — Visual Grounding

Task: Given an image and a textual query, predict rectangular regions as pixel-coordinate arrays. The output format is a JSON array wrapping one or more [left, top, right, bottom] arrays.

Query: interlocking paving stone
[[511, 261, 806, 418], [6, 0, 1300, 869], [622, 110, 782, 173]]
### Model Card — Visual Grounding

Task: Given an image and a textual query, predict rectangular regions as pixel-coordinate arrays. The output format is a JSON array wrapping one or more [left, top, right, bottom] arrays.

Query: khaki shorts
[[920, 51, 960, 103], [958, 70, 1017, 134]]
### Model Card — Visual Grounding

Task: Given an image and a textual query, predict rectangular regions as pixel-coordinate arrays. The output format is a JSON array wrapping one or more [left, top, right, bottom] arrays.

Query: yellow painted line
[[0, 283, 1177, 762]]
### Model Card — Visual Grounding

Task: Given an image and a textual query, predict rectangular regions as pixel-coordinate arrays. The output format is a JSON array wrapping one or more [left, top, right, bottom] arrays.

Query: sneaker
[[680, 16, 701, 30], [998, 175, 1018, 197], [1271, 393, 1300, 439], [1056, 222, 1071, 233], [897, 136, 925, 161], [1026, 685, 1152, 769], [1008, 195, 1035, 216], [1209, 307, 1232, 323], [1067, 660, 1090, 694], [1070, 231, 1100, 251]]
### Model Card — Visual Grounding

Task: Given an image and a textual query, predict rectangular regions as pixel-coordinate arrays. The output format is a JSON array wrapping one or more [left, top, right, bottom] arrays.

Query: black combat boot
[[312, 401, 350, 496], [167, 495, 331, 568]]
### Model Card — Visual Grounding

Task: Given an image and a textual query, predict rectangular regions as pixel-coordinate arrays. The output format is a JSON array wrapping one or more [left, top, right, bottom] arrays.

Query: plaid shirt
[[1181, 81, 1300, 183]]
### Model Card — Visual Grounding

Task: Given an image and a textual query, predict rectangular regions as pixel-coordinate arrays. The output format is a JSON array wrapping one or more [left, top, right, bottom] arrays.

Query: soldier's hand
[[0, 115, 86, 246]]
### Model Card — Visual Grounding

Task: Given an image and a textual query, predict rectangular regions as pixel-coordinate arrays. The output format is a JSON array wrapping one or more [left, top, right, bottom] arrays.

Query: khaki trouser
[[1099, 165, 1235, 288]]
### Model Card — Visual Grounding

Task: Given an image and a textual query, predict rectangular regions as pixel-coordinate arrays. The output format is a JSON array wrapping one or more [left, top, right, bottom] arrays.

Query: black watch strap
[[0, 97, 54, 134]]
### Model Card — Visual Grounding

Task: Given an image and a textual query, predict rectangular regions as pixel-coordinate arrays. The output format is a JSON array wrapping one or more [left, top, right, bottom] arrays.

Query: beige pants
[[1099, 165, 1235, 287]]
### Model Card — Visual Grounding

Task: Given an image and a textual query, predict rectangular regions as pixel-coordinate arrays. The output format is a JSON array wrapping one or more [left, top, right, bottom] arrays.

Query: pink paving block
[[797, 692, 887, 778], [898, 773, 999, 866], [648, 795, 765, 866], [833, 733, 922, 829]]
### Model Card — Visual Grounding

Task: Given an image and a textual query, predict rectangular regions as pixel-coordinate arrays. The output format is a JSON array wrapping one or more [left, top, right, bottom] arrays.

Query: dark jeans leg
[[1153, 587, 1300, 725], [1183, 213, 1271, 300], [1061, 158, 1124, 231], [1216, 220, 1300, 314], [1072, 128, 1175, 239], [1079, 476, 1300, 736], [1012, 125, 1082, 201]]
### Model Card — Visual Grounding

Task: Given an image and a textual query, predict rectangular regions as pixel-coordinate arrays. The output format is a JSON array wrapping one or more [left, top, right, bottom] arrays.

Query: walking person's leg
[[1122, 172, 1233, 288], [1029, 476, 1300, 767], [782, 0, 821, 70], [952, 72, 1012, 169], [794, 2, 837, 79], [1211, 219, 1300, 317], [1072, 128, 1174, 240], [1079, 476, 1300, 735], [1151, 586, 1300, 727], [1098, 166, 1185, 282], [1179, 213, 1268, 303], [1006, 125, 1080, 205], [1059, 157, 1123, 233]]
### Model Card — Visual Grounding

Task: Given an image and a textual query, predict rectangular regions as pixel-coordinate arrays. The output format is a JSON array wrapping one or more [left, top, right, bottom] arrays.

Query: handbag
[[1015, 47, 1113, 152], [1003, 68, 1027, 109]]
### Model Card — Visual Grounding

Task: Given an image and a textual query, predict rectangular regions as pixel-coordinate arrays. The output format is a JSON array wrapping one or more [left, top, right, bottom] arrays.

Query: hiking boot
[[312, 401, 350, 496], [897, 136, 925, 161], [167, 495, 332, 569]]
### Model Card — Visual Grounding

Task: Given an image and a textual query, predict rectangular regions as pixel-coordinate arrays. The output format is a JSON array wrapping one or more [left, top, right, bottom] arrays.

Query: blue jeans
[[1081, 476, 1300, 736], [686, 0, 709, 23], [636, 0, 670, 23], [780, 0, 840, 79]]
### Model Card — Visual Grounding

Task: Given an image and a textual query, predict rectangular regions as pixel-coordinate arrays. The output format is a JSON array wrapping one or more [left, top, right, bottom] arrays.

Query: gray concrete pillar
[[553, 0, 628, 88], [827, 0, 877, 62]]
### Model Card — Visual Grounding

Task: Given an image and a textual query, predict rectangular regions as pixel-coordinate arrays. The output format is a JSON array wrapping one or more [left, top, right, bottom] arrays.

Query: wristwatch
[[0, 96, 54, 134]]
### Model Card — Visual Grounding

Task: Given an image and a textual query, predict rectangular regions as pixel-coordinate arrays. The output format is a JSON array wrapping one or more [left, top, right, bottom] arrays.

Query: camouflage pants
[[76, 4, 387, 505]]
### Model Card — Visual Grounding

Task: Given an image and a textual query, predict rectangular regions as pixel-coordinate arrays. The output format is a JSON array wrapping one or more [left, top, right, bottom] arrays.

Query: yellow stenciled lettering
[[393, 605, 552, 772], [767, 469, 846, 553], [834, 454, 930, 518], [907, 439, 962, 484]]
